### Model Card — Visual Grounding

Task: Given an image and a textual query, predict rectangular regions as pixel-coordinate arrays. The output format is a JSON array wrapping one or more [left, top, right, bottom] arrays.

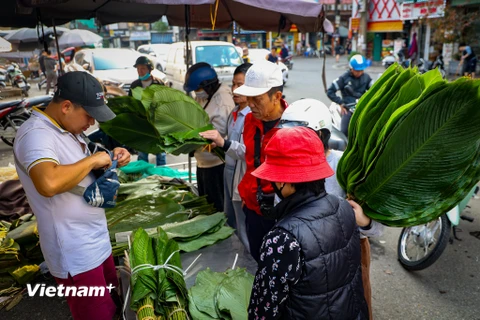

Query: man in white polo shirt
[[14, 71, 131, 320]]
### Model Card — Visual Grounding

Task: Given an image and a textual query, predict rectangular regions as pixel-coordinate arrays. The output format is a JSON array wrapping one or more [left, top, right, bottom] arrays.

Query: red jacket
[[238, 99, 288, 215]]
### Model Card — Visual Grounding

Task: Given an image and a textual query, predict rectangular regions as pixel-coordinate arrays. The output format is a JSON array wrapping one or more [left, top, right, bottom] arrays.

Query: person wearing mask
[[277, 98, 384, 320], [44, 50, 58, 95], [242, 47, 250, 63], [14, 72, 131, 320], [232, 60, 287, 261], [460, 44, 477, 79], [129, 56, 167, 166], [327, 54, 373, 136], [199, 63, 252, 249], [184, 62, 235, 212], [266, 47, 279, 64], [248, 126, 369, 319]]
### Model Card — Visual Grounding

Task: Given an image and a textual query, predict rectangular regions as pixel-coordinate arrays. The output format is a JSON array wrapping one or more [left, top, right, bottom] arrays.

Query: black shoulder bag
[[254, 127, 275, 217]]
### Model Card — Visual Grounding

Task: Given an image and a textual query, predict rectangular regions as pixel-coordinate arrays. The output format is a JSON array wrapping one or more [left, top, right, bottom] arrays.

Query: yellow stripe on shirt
[[27, 158, 60, 173]]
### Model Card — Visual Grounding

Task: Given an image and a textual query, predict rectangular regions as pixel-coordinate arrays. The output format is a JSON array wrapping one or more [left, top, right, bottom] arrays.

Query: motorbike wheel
[[397, 215, 451, 271], [1, 116, 27, 147]]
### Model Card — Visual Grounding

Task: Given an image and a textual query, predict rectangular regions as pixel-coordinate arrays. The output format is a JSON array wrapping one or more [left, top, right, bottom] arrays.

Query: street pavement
[[1, 56, 479, 319]]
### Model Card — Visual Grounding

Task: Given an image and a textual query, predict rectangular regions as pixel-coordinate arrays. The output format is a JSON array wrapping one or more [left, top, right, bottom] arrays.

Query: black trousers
[[197, 164, 225, 213], [244, 206, 276, 262], [341, 110, 353, 137]]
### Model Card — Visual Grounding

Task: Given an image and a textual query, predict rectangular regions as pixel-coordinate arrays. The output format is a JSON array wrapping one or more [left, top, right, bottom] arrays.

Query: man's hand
[[348, 200, 371, 228], [340, 104, 349, 116], [91, 152, 112, 170], [199, 130, 224, 148], [112, 147, 131, 168]]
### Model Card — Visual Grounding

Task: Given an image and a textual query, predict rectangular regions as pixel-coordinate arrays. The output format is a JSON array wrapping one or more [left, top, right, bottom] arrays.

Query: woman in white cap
[[248, 126, 368, 319]]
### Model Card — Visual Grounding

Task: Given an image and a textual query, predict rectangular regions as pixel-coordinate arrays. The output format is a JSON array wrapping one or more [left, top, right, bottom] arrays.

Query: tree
[[430, 5, 479, 44], [152, 20, 169, 32]]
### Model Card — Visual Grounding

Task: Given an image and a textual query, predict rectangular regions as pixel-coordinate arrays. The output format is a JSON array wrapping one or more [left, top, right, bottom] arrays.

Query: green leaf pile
[[107, 179, 216, 238], [188, 268, 254, 320], [100, 85, 215, 156], [338, 64, 480, 227]]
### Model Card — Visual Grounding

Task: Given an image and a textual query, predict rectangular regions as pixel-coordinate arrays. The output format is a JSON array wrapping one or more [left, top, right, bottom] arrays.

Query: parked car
[[67, 48, 168, 94], [165, 41, 243, 92], [248, 48, 289, 85], [137, 43, 171, 72]]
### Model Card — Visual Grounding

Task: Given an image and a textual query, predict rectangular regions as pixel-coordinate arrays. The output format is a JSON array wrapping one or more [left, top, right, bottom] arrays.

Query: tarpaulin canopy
[[0, 38, 12, 53], [3, 27, 69, 43], [57, 29, 103, 48], [15, 0, 327, 32]]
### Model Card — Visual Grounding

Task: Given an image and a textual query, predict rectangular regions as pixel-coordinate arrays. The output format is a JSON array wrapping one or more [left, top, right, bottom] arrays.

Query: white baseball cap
[[234, 60, 283, 97]]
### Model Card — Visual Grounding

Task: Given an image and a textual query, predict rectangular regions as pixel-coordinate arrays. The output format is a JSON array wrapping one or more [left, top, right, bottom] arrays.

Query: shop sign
[[400, 0, 445, 20], [350, 17, 360, 31]]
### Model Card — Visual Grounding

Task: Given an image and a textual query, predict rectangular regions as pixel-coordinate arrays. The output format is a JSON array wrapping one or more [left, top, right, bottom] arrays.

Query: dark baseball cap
[[54, 71, 116, 122]]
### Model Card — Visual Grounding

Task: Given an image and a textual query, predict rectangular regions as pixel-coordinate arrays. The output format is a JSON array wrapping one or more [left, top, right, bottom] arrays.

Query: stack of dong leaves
[[338, 65, 480, 227], [100, 85, 223, 158]]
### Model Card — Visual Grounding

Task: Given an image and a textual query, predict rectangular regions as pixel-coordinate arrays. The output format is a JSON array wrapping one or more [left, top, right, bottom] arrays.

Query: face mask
[[195, 90, 209, 100], [139, 73, 151, 81], [271, 182, 285, 200]]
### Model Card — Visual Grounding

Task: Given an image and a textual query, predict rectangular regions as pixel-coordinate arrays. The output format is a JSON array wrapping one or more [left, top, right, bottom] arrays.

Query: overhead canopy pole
[[52, 18, 63, 74]]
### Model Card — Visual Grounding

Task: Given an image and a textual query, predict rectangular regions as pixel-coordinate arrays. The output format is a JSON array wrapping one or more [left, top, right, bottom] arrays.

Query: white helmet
[[278, 98, 332, 132]]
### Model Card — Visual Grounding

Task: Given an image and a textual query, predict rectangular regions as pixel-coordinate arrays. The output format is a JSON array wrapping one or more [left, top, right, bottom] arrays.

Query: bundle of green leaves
[[100, 85, 223, 158], [129, 227, 188, 320], [338, 65, 480, 227], [188, 267, 254, 320]]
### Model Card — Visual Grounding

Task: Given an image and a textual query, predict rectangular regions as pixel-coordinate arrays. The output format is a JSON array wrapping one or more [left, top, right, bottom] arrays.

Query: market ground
[[1, 57, 480, 319]]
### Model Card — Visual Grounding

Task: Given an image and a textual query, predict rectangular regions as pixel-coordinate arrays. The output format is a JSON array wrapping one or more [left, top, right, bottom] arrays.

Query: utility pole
[[359, 0, 368, 57], [334, 0, 341, 55]]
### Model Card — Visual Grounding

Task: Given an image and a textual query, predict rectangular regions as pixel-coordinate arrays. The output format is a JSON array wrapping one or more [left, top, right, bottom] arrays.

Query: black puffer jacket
[[274, 190, 368, 319], [327, 71, 372, 108]]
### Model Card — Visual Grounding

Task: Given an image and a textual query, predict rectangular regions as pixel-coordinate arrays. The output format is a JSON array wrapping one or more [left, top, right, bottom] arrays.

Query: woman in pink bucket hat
[[248, 126, 368, 320]]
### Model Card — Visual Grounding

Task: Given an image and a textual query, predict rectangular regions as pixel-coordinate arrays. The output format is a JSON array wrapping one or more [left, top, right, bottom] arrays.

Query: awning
[[368, 21, 404, 32], [129, 31, 151, 41]]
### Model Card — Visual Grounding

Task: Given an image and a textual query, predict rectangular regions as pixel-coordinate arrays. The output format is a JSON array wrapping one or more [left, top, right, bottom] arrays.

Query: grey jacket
[[194, 83, 235, 168], [224, 105, 250, 201]]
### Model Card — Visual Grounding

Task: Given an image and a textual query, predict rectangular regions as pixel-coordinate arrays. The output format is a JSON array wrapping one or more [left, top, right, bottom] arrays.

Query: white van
[[165, 41, 243, 92]]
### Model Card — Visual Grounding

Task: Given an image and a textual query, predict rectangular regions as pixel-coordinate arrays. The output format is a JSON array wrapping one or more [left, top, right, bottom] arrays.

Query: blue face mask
[[139, 73, 151, 81]]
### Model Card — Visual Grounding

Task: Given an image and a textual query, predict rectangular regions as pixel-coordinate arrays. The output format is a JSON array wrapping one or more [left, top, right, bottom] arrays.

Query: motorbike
[[382, 51, 396, 69], [0, 68, 7, 89], [6, 64, 31, 97], [418, 55, 446, 79], [328, 100, 355, 151], [280, 55, 294, 70], [0, 99, 30, 146], [397, 186, 477, 271]]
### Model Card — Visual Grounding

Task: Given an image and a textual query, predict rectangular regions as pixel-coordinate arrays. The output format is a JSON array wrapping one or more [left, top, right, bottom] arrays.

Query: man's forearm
[[30, 157, 98, 197]]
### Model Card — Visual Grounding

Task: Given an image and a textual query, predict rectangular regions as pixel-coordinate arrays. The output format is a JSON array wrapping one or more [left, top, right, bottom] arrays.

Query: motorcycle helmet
[[349, 54, 367, 71], [277, 98, 332, 132], [184, 62, 218, 93], [133, 56, 153, 71], [7, 66, 14, 72]]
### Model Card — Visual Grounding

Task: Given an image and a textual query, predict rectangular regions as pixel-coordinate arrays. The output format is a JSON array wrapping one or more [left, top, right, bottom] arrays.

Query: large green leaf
[[102, 85, 216, 156], [160, 213, 226, 239], [130, 228, 157, 310], [106, 195, 186, 237], [214, 268, 254, 320], [107, 96, 147, 117], [354, 79, 480, 226], [100, 113, 163, 154], [177, 226, 234, 253], [190, 268, 226, 318]]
